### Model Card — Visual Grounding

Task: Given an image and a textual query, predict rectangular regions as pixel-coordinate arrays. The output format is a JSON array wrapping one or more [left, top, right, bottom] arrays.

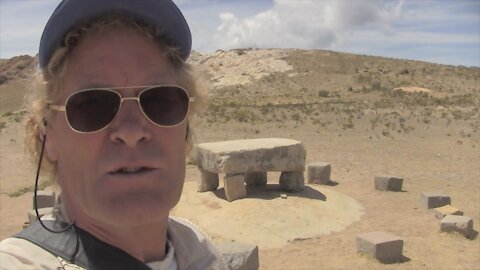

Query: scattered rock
[[27, 207, 53, 223], [218, 242, 259, 270], [434, 205, 463, 220], [394, 86, 433, 94], [440, 215, 474, 238], [307, 162, 331, 185], [34, 190, 56, 209], [357, 231, 404, 264], [421, 192, 451, 209], [374, 176, 403, 192]]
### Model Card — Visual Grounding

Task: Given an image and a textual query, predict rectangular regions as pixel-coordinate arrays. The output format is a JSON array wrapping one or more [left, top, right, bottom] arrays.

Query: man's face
[[45, 27, 187, 228]]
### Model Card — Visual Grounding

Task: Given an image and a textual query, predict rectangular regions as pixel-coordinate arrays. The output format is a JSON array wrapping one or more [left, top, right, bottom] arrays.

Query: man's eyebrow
[[73, 74, 173, 90], [73, 84, 111, 91]]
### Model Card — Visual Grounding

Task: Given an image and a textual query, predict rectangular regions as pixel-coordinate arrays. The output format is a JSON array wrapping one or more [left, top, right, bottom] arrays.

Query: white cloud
[[207, 0, 479, 66], [213, 0, 404, 50], [0, 0, 477, 66]]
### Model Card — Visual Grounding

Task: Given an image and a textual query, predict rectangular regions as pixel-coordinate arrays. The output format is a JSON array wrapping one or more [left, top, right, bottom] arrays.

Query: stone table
[[194, 138, 306, 201]]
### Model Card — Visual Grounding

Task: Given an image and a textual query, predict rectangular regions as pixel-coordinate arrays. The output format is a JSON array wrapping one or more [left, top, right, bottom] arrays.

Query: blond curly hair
[[25, 14, 208, 176]]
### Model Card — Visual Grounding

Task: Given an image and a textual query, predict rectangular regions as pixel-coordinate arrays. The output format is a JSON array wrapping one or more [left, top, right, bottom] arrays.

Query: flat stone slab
[[374, 176, 403, 191], [195, 138, 306, 174], [421, 192, 451, 209], [218, 242, 259, 270], [440, 215, 474, 238], [434, 205, 463, 220], [357, 231, 403, 264]]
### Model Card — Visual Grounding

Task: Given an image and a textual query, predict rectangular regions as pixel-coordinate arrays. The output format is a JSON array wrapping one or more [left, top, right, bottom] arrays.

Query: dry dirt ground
[[1, 49, 479, 269]]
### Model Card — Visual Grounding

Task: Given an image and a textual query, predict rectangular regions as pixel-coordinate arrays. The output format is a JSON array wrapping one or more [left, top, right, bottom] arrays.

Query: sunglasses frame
[[48, 85, 195, 134]]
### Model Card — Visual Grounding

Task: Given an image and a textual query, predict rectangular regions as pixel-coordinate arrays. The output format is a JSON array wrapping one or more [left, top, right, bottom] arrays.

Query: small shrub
[[231, 109, 258, 123], [342, 121, 354, 129], [291, 113, 301, 121], [318, 90, 329, 97], [371, 81, 381, 90]]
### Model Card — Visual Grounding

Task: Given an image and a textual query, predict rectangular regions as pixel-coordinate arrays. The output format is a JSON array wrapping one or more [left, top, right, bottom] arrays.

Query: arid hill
[[1, 49, 479, 270]]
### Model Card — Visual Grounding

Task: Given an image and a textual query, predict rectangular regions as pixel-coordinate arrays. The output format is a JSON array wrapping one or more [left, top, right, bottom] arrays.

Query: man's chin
[[92, 192, 174, 226]]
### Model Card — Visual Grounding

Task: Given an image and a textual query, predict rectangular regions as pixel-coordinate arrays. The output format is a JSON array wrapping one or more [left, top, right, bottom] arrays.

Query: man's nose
[[109, 100, 151, 147]]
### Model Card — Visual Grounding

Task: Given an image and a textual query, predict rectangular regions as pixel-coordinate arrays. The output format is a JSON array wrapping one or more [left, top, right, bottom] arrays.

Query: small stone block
[[218, 242, 259, 270], [279, 171, 304, 192], [374, 176, 403, 191], [33, 190, 56, 209], [308, 162, 331, 184], [224, 174, 247, 202], [197, 167, 219, 192], [434, 205, 463, 220], [28, 207, 54, 223], [421, 192, 451, 209], [245, 172, 267, 186], [440, 215, 473, 238], [357, 231, 403, 264]]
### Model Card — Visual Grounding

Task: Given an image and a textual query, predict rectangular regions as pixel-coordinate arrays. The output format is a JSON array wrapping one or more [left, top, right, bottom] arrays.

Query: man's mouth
[[110, 167, 155, 175]]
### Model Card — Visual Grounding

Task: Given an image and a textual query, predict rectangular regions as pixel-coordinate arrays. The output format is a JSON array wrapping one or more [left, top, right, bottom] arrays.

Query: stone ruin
[[422, 192, 475, 239], [357, 231, 404, 264], [194, 138, 306, 201]]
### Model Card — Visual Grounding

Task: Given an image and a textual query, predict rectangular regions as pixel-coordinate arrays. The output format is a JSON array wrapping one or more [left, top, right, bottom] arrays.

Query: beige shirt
[[146, 240, 177, 270], [0, 217, 226, 270]]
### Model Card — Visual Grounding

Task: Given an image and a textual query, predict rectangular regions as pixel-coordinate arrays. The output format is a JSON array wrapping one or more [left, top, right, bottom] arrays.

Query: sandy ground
[[1, 116, 479, 270], [1, 48, 479, 269]]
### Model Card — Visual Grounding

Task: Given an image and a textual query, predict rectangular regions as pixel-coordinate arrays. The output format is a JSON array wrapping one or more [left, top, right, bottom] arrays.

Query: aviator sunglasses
[[49, 85, 195, 133]]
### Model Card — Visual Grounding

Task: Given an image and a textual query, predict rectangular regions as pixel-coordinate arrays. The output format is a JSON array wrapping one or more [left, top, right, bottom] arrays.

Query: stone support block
[[374, 176, 403, 191], [245, 172, 267, 186], [440, 215, 474, 238], [434, 205, 463, 220], [28, 207, 54, 223], [224, 174, 247, 202], [33, 190, 56, 209], [421, 192, 451, 209], [357, 231, 404, 264], [197, 167, 219, 192], [307, 162, 331, 184], [218, 242, 259, 270], [279, 171, 304, 192]]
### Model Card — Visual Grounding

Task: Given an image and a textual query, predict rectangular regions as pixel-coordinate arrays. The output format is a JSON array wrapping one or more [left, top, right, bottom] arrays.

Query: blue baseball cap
[[39, 0, 191, 68]]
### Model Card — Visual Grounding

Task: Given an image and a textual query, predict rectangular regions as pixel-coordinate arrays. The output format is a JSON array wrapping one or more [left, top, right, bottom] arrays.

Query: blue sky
[[0, 0, 478, 67]]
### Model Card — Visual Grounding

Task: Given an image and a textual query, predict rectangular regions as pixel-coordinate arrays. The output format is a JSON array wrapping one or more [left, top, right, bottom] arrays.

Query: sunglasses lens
[[66, 90, 120, 132], [140, 86, 190, 126]]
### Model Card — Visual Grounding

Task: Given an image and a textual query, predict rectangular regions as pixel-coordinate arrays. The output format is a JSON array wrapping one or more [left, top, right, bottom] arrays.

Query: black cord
[[34, 132, 75, 233]]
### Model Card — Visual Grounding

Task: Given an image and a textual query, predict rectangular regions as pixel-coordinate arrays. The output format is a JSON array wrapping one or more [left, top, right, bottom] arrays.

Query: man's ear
[[41, 121, 59, 162]]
